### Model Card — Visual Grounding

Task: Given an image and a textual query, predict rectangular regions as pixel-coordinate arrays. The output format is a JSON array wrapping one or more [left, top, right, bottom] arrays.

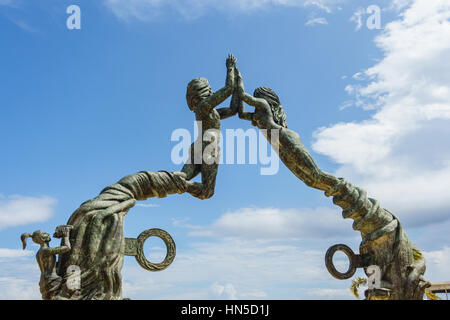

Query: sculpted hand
[[54, 225, 73, 238], [235, 67, 244, 96], [226, 54, 237, 69]]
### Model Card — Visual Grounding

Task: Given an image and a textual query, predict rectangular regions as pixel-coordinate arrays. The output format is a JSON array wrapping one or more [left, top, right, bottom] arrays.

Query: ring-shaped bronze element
[[325, 244, 358, 280], [135, 228, 176, 272]]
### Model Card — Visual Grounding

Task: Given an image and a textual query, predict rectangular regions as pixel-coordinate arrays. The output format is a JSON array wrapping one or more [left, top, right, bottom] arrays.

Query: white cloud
[[423, 247, 450, 282], [136, 203, 160, 208], [349, 7, 365, 31], [240, 289, 268, 298], [305, 17, 328, 26], [122, 236, 359, 300], [0, 195, 56, 230], [313, 0, 450, 227], [103, 0, 343, 21], [387, 0, 414, 12], [0, 235, 359, 300], [1, 203, 443, 300], [0, 254, 41, 299], [209, 282, 238, 300], [121, 205, 362, 300], [306, 287, 351, 299], [186, 206, 355, 241], [121, 222, 448, 300], [0, 277, 40, 300], [0, 248, 33, 258], [303, 0, 335, 14]]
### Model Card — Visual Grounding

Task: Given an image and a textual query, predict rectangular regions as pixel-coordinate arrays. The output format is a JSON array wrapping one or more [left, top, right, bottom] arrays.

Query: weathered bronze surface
[[21, 226, 73, 300], [234, 66, 430, 299], [124, 228, 176, 272], [181, 54, 239, 200], [21, 55, 239, 300], [23, 172, 190, 300], [21, 56, 429, 300]]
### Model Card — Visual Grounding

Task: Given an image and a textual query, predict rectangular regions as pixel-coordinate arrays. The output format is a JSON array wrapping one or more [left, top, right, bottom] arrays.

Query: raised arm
[[234, 67, 265, 126], [198, 54, 236, 113], [45, 229, 71, 256], [217, 92, 241, 119], [235, 67, 268, 111], [229, 66, 249, 122]]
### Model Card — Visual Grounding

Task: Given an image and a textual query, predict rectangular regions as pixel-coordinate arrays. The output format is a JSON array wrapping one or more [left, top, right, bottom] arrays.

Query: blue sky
[[1, 0, 449, 299]]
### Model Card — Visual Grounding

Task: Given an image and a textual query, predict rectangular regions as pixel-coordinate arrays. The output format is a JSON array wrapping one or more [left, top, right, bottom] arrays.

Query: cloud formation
[[121, 205, 450, 300], [186, 206, 354, 241], [209, 282, 238, 299], [305, 17, 328, 26], [0, 195, 56, 230], [103, 0, 342, 21], [349, 7, 365, 30], [423, 246, 450, 282], [0, 253, 41, 300], [121, 237, 359, 299], [0, 248, 33, 258], [313, 0, 450, 226]]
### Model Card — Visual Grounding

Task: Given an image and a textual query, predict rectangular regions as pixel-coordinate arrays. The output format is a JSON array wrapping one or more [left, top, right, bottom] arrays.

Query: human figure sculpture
[[234, 68, 338, 192], [53, 171, 188, 300], [233, 67, 430, 300], [20, 55, 431, 300], [21, 225, 73, 300], [29, 55, 241, 300], [181, 54, 239, 199]]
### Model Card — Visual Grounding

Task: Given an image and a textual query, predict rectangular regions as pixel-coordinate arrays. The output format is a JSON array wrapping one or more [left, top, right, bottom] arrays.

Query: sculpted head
[[21, 230, 51, 249], [253, 87, 288, 128], [186, 78, 213, 112]]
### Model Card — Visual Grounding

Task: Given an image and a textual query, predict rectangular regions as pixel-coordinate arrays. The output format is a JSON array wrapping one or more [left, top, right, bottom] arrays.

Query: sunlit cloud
[[313, 0, 450, 227], [103, 0, 344, 21], [305, 17, 328, 26], [0, 195, 56, 230]]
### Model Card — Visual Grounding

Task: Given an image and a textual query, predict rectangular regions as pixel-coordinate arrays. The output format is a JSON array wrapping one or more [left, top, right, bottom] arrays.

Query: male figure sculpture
[[181, 54, 239, 199]]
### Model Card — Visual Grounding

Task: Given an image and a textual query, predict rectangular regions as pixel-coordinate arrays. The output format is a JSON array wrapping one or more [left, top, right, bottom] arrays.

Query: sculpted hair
[[21, 230, 46, 249], [186, 78, 213, 111], [253, 87, 288, 128]]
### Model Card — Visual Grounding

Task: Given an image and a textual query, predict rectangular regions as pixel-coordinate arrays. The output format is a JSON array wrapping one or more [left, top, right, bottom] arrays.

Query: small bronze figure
[[21, 225, 73, 300], [181, 54, 239, 199]]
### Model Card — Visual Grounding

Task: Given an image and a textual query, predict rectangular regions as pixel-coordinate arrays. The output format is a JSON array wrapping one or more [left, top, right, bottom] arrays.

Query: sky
[[0, 0, 449, 300]]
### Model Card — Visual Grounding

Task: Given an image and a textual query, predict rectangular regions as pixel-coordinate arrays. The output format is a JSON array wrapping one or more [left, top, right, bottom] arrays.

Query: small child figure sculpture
[[181, 54, 239, 199], [21, 225, 73, 300]]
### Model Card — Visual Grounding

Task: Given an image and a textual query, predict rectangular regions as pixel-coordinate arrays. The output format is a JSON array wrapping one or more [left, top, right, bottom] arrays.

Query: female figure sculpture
[[234, 67, 430, 299], [21, 226, 73, 300]]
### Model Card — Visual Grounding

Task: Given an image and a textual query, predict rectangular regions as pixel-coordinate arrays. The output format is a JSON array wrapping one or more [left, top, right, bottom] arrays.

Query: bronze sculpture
[[20, 55, 239, 300], [21, 225, 73, 300], [181, 54, 239, 200], [21, 55, 430, 300], [233, 66, 430, 299]]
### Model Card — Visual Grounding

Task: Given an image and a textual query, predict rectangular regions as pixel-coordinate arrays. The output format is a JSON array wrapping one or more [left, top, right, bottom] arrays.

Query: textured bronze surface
[[235, 66, 430, 299]]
